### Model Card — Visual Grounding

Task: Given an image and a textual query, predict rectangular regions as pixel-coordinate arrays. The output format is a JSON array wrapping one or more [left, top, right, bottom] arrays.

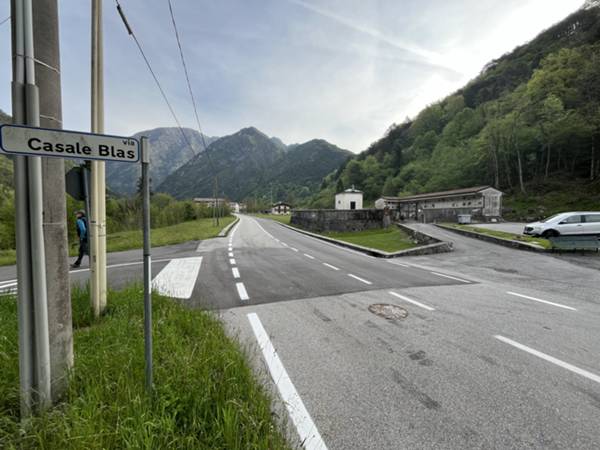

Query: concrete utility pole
[[11, 0, 52, 414], [32, 0, 73, 403], [90, 0, 107, 317]]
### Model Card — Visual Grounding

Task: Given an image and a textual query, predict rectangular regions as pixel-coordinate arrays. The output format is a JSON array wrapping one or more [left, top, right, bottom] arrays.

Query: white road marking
[[229, 258, 236, 265], [232, 267, 240, 279], [495, 335, 600, 384], [68, 258, 173, 274], [389, 291, 435, 311], [0, 279, 17, 287], [290, 247, 299, 252], [281, 242, 289, 247], [348, 274, 372, 285], [151, 257, 202, 299], [253, 219, 276, 239], [506, 291, 576, 311], [228, 247, 233, 252], [228, 252, 234, 257], [430, 271, 470, 283], [389, 261, 410, 268], [236, 282, 249, 301], [303, 253, 315, 260], [247, 313, 328, 450], [322, 263, 339, 271]]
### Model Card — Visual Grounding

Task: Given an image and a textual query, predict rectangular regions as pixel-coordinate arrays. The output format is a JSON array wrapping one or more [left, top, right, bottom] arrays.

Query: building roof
[[193, 197, 226, 202], [272, 202, 292, 207], [380, 186, 499, 203]]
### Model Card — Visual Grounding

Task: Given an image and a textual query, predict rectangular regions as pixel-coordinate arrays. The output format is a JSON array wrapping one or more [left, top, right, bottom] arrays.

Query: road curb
[[277, 222, 452, 258], [435, 224, 548, 252], [218, 217, 240, 238]]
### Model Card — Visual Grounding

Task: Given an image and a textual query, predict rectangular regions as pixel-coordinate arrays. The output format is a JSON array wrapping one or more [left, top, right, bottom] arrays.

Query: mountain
[[106, 127, 218, 195], [309, 3, 600, 211], [157, 127, 351, 202]]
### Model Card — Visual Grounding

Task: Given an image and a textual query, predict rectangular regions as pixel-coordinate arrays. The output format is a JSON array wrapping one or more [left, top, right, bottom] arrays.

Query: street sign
[[0, 124, 140, 163]]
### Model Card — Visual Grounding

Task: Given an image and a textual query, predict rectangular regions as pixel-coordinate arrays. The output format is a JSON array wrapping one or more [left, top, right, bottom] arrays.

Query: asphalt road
[[2, 215, 600, 449]]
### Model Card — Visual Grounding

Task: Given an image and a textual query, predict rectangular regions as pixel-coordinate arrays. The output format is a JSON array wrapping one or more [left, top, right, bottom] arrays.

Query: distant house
[[271, 202, 292, 215], [193, 197, 226, 208], [335, 186, 363, 210], [375, 186, 503, 222]]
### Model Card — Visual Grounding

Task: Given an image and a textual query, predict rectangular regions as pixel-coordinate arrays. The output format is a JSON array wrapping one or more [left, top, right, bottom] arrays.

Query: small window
[[560, 215, 582, 224], [584, 214, 600, 223]]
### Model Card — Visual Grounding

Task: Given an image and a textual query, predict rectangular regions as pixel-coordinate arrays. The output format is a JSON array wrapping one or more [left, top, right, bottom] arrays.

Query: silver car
[[524, 212, 600, 237]]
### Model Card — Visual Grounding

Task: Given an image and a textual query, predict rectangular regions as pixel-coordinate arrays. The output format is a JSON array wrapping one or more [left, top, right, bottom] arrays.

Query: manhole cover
[[368, 303, 408, 320]]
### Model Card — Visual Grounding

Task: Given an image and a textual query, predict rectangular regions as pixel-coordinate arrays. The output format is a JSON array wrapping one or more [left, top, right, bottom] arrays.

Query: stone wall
[[291, 209, 386, 232]]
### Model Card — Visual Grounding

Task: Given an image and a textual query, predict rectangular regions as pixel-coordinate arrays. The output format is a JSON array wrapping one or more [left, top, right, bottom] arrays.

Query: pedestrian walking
[[71, 210, 88, 268]]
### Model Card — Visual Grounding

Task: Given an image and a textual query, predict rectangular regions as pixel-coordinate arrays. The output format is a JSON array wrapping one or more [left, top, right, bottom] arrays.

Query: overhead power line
[[0, 16, 10, 26], [114, 0, 198, 158]]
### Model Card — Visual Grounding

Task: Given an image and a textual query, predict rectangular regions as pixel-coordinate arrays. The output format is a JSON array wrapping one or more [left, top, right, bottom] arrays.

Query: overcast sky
[[0, 0, 585, 152]]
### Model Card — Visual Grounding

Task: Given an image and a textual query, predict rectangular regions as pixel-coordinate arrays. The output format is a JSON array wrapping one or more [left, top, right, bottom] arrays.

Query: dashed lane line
[[389, 291, 435, 311], [506, 291, 576, 311], [229, 258, 236, 265], [322, 263, 340, 271], [303, 253, 315, 260], [236, 282, 249, 301], [290, 247, 299, 252], [228, 252, 234, 257], [495, 335, 600, 384], [232, 267, 240, 279], [348, 274, 372, 285], [247, 313, 328, 450]]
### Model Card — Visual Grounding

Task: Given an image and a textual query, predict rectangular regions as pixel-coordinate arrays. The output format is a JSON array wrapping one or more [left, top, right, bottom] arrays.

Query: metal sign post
[[140, 136, 153, 391]]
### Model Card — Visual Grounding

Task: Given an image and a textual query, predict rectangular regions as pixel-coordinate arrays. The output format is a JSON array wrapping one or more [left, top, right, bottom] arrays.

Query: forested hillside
[[158, 127, 351, 204], [310, 4, 600, 213]]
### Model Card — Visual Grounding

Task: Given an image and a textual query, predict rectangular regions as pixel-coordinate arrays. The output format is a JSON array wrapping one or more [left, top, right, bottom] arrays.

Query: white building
[[229, 202, 240, 213], [193, 197, 227, 208], [335, 187, 363, 210], [271, 202, 292, 215], [375, 186, 503, 222]]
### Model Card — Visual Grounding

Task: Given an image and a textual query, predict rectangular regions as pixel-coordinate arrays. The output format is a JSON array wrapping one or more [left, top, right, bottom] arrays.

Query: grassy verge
[[0, 217, 235, 266], [442, 223, 551, 249], [252, 214, 291, 225], [322, 227, 418, 253], [0, 285, 289, 449]]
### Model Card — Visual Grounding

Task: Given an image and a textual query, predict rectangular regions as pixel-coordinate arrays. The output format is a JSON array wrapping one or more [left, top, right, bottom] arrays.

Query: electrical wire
[[114, 0, 198, 159], [0, 16, 10, 26]]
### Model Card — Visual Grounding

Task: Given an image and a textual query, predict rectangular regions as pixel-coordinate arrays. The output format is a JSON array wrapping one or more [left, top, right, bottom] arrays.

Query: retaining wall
[[291, 209, 386, 232]]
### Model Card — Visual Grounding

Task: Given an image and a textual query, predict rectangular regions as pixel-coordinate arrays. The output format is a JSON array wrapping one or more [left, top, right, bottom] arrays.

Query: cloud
[[286, 0, 462, 75]]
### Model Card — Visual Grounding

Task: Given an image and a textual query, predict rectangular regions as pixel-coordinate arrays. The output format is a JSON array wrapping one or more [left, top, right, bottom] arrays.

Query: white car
[[524, 212, 600, 237]]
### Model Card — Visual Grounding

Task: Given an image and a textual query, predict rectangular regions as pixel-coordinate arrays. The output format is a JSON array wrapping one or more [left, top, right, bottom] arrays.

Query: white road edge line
[[232, 267, 240, 279], [389, 261, 410, 268], [229, 258, 236, 265], [236, 282, 249, 301], [389, 291, 435, 311], [495, 335, 600, 384], [506, 291, 576, 311], [322, 263, 339, 271], [303, 253, 315, 260], [247, 313, 328, 450], [430, 271, 471, 283], [348, 274, 372, 285], [69, 258, 173, 274]]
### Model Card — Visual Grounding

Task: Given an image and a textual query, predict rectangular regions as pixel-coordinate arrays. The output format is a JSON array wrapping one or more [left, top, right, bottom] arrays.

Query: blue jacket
[[76, 217, 87, 240]]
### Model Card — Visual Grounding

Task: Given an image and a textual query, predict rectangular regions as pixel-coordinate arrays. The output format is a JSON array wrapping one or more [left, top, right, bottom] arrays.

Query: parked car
[[524, 212, 600, 237]]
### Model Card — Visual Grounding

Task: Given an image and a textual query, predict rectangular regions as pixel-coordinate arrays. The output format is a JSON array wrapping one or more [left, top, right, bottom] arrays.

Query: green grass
[[442, 223, 551, 249], [252, 214, 291, 225], [323, 227, 418, 253], [104, 216, 235, 253], [0, 217, 236, 266], [0, 285, 289, 449]]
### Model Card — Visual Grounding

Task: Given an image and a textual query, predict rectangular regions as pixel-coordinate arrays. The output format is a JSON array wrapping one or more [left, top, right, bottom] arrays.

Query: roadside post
[[141, 136, 153, 391], [0, 124, 151, 411]]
